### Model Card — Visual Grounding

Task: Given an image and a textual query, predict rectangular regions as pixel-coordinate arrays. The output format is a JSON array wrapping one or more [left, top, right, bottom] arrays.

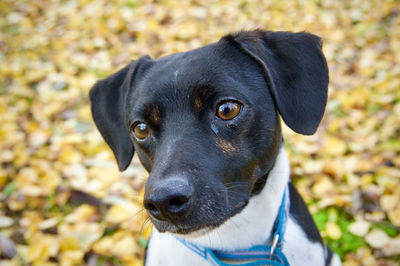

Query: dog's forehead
[[135, 42, 260, 98], [145, 43, 221, 89], [130, 43, 231, 105]]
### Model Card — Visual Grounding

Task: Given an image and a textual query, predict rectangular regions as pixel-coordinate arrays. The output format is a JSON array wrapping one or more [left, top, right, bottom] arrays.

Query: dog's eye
[[132, 122, 151, 140], [216, 101, 241, 120]]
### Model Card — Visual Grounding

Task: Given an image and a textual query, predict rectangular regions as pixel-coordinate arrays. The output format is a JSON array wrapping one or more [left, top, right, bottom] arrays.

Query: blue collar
[[176, 185, 290, 266]]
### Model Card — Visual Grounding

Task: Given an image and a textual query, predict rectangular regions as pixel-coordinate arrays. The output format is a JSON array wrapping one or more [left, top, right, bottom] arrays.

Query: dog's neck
[[171, 146, 290, 250]]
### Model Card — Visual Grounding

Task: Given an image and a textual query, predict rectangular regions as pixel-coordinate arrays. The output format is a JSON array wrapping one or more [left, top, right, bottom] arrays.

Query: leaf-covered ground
[[0, 0, 399, 265]]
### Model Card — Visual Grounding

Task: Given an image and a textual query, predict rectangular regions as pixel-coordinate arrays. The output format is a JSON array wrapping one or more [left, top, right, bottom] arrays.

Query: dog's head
[[89, 30, 328, 234]]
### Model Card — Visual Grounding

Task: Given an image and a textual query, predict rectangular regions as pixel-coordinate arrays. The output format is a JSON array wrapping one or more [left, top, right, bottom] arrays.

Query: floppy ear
[[225, 30, 329, 135], [89, 56, 150, 171]]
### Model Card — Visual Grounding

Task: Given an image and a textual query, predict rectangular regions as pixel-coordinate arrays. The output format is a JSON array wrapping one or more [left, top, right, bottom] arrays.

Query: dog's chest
[[145, 216, 326, 266], [146, 231, 207, 266], [282, 218, 326, 265]]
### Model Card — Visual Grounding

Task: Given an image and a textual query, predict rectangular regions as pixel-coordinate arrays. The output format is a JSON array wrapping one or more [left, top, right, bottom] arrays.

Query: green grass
[[313, 207, 367, 260]]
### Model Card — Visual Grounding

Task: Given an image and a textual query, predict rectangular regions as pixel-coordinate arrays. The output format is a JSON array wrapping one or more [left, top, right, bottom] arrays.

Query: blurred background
[[0, 0, 399, 265]]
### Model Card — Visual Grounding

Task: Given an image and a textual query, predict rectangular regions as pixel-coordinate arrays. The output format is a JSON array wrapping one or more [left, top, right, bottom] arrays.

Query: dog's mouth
[[151, 219, 215, 235], [149, 199, 248, 235]]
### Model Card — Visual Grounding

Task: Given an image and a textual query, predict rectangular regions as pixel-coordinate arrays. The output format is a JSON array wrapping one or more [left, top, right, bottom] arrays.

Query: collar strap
[[176, 185, 290, 266]]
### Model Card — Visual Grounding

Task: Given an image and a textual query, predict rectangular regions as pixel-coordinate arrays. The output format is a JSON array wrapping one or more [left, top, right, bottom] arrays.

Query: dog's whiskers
[[140, 216, 152, 234]]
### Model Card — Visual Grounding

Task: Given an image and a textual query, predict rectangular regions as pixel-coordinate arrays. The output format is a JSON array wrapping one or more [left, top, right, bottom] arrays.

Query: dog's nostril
[[168, 196, 189, 211], [146, 202, 158, 212]]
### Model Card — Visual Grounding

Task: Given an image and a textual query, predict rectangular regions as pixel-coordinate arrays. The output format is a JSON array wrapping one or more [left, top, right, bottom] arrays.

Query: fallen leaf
[[0, 216, 14, 228], [326, 222, 342, 240], [380, 194, 399, 211], [365, 229, 390, 248], [387, 208, 400, 227], [382, 236, 400, 256], [321, 136, 347, 156], [59, 250, 85, 266], [348, 219, 370, 237]]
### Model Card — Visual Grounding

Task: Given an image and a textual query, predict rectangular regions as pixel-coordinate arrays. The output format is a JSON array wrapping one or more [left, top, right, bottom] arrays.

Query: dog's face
[[90, 30, 328, 234], [124, 43, 283, 233]]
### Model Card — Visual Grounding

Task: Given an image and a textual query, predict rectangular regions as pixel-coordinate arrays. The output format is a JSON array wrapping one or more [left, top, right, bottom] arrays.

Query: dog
[[89, 30, 341, 266]]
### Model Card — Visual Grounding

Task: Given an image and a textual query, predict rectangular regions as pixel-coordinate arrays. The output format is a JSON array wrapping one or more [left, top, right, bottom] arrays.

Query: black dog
[[90, 30, 341, 266]]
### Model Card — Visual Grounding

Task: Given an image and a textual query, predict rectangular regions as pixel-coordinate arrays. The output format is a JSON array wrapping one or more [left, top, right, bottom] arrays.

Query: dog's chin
[[151, 219, 217, 235], [150, 200, 248, 236]]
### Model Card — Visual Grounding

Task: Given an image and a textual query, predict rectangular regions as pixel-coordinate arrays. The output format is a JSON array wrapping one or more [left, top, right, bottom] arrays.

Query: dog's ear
[[225, 30, 329, 135], [89, 56, 150, 171]]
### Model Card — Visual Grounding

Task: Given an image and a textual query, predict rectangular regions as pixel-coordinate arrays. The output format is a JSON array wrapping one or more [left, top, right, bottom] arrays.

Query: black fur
[[325, 246, 334, 265], [288, 182, 323, 243]]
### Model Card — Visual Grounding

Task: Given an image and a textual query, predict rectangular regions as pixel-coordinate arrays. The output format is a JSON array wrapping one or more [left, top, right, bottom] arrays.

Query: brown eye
[[133, 122, 150, 140], [216, 101, 241, 120]]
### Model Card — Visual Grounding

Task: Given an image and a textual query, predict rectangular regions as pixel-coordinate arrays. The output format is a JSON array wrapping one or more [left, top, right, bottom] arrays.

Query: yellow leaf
[[322, 159, 343, 179], [92, 237, 114, 256], [59, 250, 84, 266], [58, 146, 82, 164], [26, 242, 50, 263], [388, 208, 400, 227], [380, 194, 399, 212], [110, 235, 137, 257], [312, 177, 335, 197], [106, 202, 140, 224], [143, 224, 152, 239], [58, 222, 104, 250], [325, 222, 342, 240], [321, 136, 347, 156], [38, 217, 60, 231], [65, 205, 96, 223], [121, 255, 143, 266], [59, 237, 81, 251], [28, 130, 48, 148]]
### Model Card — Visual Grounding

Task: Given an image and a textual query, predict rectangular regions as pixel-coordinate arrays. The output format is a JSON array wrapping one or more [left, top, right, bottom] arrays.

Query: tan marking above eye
[[149, 106, 161, 124], [216, 101, 241, 120], [194, 97, 203, 111], [133, 122, 151, 140]]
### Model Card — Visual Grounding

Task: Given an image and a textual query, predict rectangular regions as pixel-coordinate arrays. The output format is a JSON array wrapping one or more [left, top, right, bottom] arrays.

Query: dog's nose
[[144, 177, 193, 221]]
